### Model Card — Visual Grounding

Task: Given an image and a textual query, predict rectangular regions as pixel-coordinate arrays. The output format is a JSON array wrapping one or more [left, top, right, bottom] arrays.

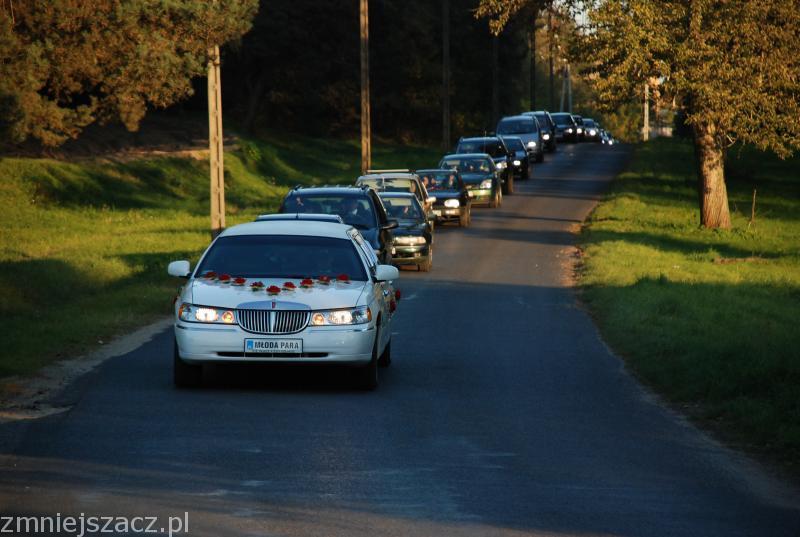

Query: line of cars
[[165, 110, 615, 390]]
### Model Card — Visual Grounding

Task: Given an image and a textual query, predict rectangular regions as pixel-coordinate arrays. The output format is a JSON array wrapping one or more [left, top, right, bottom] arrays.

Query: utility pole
[[491, 35, 499, 128], [559, 64, 566, 112], [207, 44, 225, 238], [442, 0, 451, 152], [360, 0, 371, 174], [548, 11, 555, 110], [566, 63, 572, 113], [529, 13, 536, 110], [643, 81, 650, 141]]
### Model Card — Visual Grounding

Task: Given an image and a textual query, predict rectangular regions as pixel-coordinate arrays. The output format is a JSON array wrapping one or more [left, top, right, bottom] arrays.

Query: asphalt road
[[2, 143, 799, 537]]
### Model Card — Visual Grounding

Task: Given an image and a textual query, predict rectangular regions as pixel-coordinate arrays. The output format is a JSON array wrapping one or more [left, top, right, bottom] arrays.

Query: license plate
[[244, 339, 303, 353]]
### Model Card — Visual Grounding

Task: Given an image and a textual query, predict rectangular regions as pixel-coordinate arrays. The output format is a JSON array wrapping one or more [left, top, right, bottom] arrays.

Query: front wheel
[[378, 338, 392, 368], [459, 209, 469, 227], [354, 330, 379, 390], [173, 340, 202, 388]]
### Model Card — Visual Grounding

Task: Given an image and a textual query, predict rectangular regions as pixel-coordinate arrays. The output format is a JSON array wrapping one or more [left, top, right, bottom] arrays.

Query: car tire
[[420, 247, 432, 272], [355, 330, 379, 390], [173, 340, 202, 388], [378, 338, 392, 368], [489, 190, 499, 208]]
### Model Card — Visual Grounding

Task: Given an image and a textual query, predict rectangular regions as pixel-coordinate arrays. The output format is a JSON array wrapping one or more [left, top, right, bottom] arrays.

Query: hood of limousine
[[189, 278, 369, 310]]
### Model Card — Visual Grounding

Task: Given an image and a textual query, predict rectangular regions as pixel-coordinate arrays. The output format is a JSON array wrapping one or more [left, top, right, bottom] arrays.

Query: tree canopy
[[0, 0, 258, 146]]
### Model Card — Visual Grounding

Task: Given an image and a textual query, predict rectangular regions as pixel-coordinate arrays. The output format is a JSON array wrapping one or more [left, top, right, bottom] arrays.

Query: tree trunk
[[692, 122, 731, 229]]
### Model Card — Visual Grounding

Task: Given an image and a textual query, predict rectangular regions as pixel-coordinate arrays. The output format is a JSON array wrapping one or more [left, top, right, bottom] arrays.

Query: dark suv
[[525, 111, 557, 152], [279, 186, 398, 263], [454, 136, 514, 194], [551, 113, 579, 143]]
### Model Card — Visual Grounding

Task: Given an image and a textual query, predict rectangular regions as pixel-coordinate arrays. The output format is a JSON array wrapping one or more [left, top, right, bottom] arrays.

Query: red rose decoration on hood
[[283, 281, 296, 290], [267, 285, 281, 294], [218, 274, 232, 282], [233, 277, 247, 286], [336, 274, 350, 283], [203, 271, 217, 279], [300, 278, 314, 288], [318, 275, 331, 285], [250, 281, 264, 290]]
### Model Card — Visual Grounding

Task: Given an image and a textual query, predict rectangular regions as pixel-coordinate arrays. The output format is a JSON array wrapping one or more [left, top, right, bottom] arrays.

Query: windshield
[[440, 157, 492, 174], [501, 137, 525, 152], [359, 177, 418, 196], [532, 113, 550, 127], [497, 119, 536, 135], [457, 140, 506, 158], [381, 196, 423, 220], [196, 235, 368, 281], [551, 114, 573, 126], [421, 172, 460, 192], [584, 119, 596, 128], [281, 194, 377, 230]]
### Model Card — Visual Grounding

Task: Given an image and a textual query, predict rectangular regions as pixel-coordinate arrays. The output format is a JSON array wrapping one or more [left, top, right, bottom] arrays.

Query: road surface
[[2, 143, 798, 537]]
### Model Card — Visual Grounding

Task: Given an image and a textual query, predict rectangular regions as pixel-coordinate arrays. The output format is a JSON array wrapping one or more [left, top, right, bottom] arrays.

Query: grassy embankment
[[580, 138, 800, 471], [0, 132, 440, 378]]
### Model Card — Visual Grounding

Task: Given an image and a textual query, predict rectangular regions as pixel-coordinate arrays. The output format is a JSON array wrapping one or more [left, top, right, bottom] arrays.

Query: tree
[[0, 0, 257, 147], [579, 0, 800, 229]]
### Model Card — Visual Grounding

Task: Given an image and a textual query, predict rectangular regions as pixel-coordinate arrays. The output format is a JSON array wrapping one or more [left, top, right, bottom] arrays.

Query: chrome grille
[[237, 310, 309, 334]]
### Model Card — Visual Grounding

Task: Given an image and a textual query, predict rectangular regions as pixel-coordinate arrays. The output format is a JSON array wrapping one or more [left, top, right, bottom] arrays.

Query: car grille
[[237, 310, 310, 334]]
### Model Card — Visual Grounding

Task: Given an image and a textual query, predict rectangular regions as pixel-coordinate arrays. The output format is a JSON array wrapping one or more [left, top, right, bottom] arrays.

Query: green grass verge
[[0, 132, 440, 378], [580, 138, 800, 469]]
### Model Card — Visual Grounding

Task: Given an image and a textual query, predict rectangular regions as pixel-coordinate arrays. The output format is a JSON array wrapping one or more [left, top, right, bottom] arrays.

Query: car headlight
[[310, 306, 372, 326], [566, 128, 573, 133], [542, 133, 550, 140], [526, 141, 537, 148], [495, 161, 507, 170], [512, 160, 521, 166], [444, 199, 460, 208], [395, 235, 427, 245], [577, 128, 583, 134], [589, 129, 597, 136], [178, 303, 236, 324], [480, 179, 493, 189]]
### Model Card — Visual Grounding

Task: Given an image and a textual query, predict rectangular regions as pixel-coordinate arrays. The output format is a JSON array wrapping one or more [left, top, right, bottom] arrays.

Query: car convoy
[[167, 111, 616, 390]]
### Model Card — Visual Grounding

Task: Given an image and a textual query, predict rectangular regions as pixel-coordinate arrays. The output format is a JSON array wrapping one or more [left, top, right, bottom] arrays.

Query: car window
[[501, 137, 525, 152], [381, 196, 423, 220], [457, 140, 505, 158], [196, 235, 368, 281], [425, 172, 460, 192], [282, 193, 377, 230], [497, 119, 535, 135], [552, 114, 573, 126], [440, 157, 492, 173]]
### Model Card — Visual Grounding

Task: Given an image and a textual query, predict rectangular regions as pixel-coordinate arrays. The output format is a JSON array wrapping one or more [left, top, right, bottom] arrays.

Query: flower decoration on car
[[267, 285, 281, 295], [232, 277, 247, 286], [203, 271, 217, 280], [250, 281, 264, 291], [218, 274, 232, 283], [318, 275, 331, 285], [300, 278, 314, 288], [283, 281, 296, 290], [336, 274, 350, 283]]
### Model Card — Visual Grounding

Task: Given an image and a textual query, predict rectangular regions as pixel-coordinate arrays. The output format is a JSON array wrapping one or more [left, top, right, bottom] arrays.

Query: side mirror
[[375, 264, 400, 282], [382, 219, 399, 230], [168, 260, 191, 278]]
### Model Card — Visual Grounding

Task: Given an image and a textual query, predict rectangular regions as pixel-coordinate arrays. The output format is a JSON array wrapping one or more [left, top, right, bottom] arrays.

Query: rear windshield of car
[[282, 194, 377, 230], [501, 137, 525, 152], [440, 157, 492, 174], [457, 140, 506, 158], [381, 196, 423, 221], [497, 119, 537, 135], [359, 177, 417, 195], [551, 114, 573, 125], [196, 235, 368, 281], [421, 172, 461, 192], [532, 113, 551, 127]]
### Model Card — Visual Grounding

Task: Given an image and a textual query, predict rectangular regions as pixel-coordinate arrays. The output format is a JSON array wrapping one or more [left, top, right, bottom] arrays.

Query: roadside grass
[[580, 138, 800, 471], [0, 133, 440, 378]]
